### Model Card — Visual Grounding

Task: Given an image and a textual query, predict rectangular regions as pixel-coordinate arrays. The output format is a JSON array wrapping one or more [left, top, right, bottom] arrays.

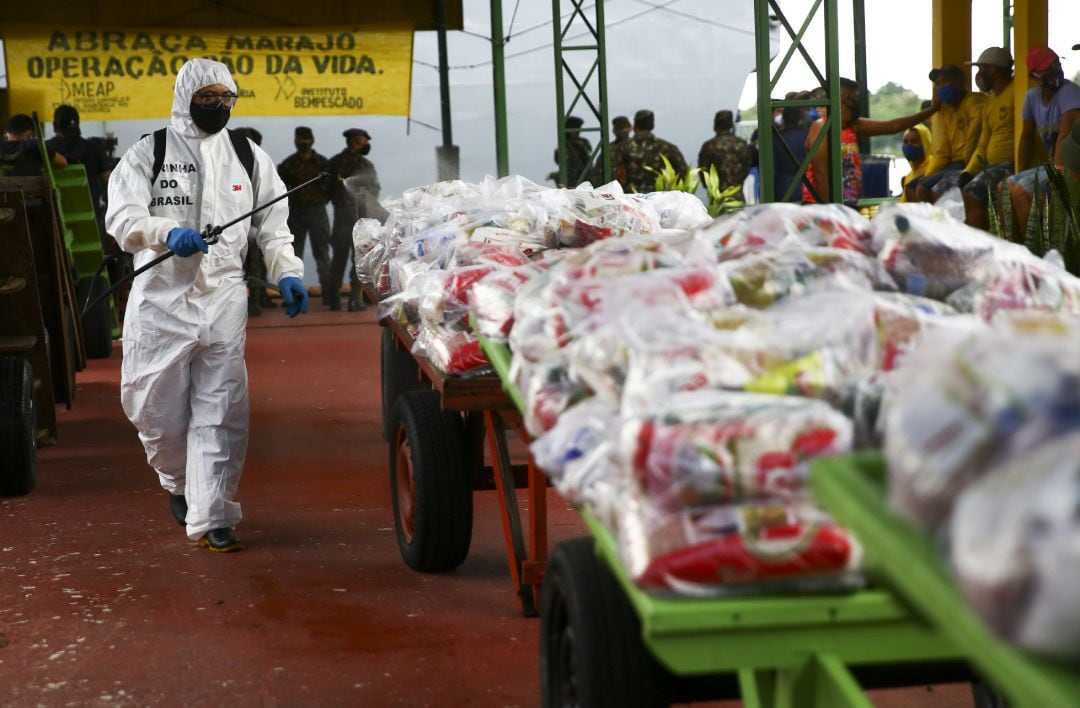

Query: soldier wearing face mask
[[327, 128, 380, 311], [1006, 45, 1080, 238], [278, 126, 332, 306]]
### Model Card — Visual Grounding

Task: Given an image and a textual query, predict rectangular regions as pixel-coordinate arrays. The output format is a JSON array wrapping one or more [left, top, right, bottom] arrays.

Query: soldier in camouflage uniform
[[277, 126, 331, 306], [548, 116, 594, 187], [697, 110, 753, 200], [620, 109, 688, 193], [327, 128, 380, 312], [590, 115, 632, 189]]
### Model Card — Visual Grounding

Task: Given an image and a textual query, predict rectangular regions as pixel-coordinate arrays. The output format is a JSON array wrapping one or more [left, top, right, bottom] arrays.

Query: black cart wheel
[[0, 356, 37, 497], [541, 537, 667, 708], [76, 275, 113, 359], [389, 389, 472, 571], [380, 327, 425, 440]]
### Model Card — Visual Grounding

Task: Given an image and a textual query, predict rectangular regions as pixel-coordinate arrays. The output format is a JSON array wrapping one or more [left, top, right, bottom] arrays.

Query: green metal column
[[435, 0, 460, 181], [1003, 0, 1014, 51], [552, 0, 610, 187], [491, 0, 509, 177], [754, 0, 843, 204], [853, 0, 870, 156]]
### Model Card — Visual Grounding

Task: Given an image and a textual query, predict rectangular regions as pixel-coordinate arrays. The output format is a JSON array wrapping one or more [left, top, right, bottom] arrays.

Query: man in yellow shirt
[[958, 47, 1015, 230], [910, 64, 986, 202]]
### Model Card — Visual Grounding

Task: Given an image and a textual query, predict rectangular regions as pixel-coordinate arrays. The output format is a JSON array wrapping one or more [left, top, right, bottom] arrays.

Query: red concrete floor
[[0, 305, 976, 706]]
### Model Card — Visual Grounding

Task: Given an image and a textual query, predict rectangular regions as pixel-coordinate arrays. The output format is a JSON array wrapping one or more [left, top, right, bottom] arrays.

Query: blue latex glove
[[279, 277, 309, 318], [166, 227, 209, 257]]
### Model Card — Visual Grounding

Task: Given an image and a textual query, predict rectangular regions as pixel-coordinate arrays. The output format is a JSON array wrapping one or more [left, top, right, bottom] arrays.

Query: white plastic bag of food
[[873, 206, 997, 300], [885, 324, 1080, 530], [951, 431, 1080, 659]]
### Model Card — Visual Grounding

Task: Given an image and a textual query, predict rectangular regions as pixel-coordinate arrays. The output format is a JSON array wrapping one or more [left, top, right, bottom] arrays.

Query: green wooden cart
[[480, 336, 998, 707], [810, 453, 1080, 708]]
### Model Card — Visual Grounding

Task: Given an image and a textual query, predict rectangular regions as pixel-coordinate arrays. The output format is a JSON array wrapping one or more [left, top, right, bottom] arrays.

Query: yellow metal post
[[931, 0, 972, 84], [1012, 0, 1048, 166]]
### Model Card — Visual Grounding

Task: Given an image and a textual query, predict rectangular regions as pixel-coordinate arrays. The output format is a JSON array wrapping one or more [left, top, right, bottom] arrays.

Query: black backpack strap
[[150, 128, 167, 184], [227, 129, 256, 183], [151, 127, 256, 198]]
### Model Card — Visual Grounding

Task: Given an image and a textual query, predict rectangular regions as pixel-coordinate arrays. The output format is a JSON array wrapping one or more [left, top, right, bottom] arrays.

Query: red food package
[[631, 503, 860, 590], [444, 265, 497, 305], [422, 328, 489, 375]]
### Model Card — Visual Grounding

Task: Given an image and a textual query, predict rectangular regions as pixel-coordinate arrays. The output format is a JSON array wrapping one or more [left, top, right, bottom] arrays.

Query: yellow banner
[[3, 25, 414, 120]]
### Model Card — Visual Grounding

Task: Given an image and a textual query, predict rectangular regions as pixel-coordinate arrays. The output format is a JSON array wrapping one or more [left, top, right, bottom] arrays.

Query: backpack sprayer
[[80, 171, 336, 317]]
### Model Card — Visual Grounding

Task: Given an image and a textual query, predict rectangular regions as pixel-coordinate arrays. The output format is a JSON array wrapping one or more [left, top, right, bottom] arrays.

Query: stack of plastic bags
[[362, 176, 712, 376], [882, 316, 1080, 659], [514, 198, 1080, 606]]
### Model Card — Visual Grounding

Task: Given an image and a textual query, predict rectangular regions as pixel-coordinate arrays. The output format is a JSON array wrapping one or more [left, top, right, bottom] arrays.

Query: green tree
[[868, 81, 925, 156]]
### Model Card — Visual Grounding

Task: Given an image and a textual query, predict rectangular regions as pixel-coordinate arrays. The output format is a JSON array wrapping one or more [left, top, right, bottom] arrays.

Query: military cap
[[633, 109, 655, 130], [343, 128, 371, 140], [54, 104, 80, 130], [295, 126, 314, 138], [565, 116, 584, 129]]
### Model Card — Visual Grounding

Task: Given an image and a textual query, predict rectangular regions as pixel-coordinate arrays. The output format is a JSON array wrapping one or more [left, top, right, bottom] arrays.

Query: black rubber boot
[[169, 494, 187, 526], [197, 528, 243, 553]]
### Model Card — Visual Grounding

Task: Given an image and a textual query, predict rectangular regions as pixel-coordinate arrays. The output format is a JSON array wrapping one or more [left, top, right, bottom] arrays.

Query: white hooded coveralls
[[105, 59, 303, 540]]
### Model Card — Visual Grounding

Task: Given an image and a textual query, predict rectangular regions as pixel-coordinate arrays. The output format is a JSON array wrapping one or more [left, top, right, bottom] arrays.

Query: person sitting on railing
[[956, 47, 1017, 231], [909, 64, 986, 203], [900, 124, 933, 202], [1005, 45, 1080, 240]]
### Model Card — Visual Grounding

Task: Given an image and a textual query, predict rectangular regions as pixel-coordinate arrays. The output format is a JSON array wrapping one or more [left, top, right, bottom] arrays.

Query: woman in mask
[[803, 78, 940, 204], [106, 58, 309, 552], [900, 124, 933, 202]]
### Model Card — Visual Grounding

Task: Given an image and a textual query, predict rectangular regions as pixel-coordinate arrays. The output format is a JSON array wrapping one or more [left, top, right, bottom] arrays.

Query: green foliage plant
[[701, 164, 744, 217], [645, 154, 701, 193]]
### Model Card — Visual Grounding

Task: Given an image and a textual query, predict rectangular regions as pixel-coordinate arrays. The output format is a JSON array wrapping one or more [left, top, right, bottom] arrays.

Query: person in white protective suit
[[105, 58, 310, 552]]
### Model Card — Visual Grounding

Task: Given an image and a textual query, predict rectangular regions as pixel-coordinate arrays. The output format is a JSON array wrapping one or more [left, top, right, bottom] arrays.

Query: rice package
[[620, 390, 853, 509], [619, 498, 863, 595]]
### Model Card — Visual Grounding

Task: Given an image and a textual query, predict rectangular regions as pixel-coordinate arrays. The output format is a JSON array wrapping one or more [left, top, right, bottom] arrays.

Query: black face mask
[[189, 102, 231, 134], [359, 144, 371, 156], [1039, 67, 1065, 90]]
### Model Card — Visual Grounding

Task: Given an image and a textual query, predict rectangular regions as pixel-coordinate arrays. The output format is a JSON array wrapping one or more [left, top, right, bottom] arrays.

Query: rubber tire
[[0, 356, 37, 497], [389, 389, 473, 571], [76, 275, 114, 359], [380, 326, 425, 440], [541, 537, 668, 708]]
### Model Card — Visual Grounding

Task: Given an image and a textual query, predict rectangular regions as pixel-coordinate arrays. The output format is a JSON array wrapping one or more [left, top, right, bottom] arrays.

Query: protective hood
[[171, 58, 237, 138]]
